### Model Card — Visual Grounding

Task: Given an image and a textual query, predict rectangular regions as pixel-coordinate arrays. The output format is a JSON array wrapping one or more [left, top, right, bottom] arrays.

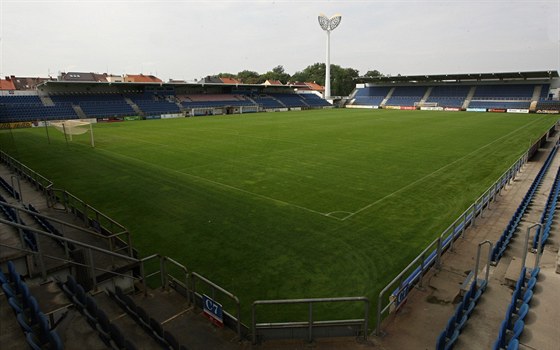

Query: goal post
[[50, 120, 95, 147]]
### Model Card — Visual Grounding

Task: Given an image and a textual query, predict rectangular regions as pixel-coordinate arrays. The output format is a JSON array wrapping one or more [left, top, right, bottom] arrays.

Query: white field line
[[341, 116, 547, 221], [95, 147, 336, 220]]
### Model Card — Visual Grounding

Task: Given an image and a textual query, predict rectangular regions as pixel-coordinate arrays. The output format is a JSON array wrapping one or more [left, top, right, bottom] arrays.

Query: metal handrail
[[191, 271, 241, 340], [252, 296, 369, 344]]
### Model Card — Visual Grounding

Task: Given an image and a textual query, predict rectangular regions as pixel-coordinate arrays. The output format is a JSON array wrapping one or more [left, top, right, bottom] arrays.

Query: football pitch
[[1, 109, 558, 321]]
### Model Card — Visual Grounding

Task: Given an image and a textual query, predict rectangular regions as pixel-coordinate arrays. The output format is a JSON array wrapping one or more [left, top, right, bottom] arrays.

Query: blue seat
[[27, 296, 41, 324], [504, 303, 515, 330], [164, 331, 179, 350], [62, 275, 78, 298], [109, 323, 126, 349], [521, 289, 533, 305], [26, 332, 42, 350], [516, 303, 529, 323], [72, 284, 86, 312], [507, 338, 519, 350], [0, 269, 8, 284], [48, 330, 64, 350], [8, 296, 24, 315], [7, 261, 17, 281], [95, 308, 111, 346], [2, 283, 17, 299], [454, 302, 468, 331], [149, 317, 167, 345], [84, 295, 98, 327], [17, 312, 33, 333], [526, 277, 536, 292], [495, 320, 507, 349], [511, 319, 524, 340], [36, 312, 51, 344], [436, 330, 447, 350]]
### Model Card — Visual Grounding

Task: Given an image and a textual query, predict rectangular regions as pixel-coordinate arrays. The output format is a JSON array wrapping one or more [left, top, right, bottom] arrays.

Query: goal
[[50, 120, 95, 147]]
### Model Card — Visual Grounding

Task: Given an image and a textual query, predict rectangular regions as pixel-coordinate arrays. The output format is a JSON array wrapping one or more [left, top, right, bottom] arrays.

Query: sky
[[0, 0, 559, 81]]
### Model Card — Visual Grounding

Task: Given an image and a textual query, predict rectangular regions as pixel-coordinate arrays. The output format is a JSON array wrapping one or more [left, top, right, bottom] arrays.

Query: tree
[[331, 66, 359, 96], [217, 72, 237, 78], [237, 70, 261, 84], [291, 63, 360, 96], [364, 70, 383, 78], [291, 63, 325, 86], [261, 65, 291, 84]]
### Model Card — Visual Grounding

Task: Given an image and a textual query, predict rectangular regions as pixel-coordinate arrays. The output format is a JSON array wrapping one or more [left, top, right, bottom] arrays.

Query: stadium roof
[[358, 70, 559, 83]]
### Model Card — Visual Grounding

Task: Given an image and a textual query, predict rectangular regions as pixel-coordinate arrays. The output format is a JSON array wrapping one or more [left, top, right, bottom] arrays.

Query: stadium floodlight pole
[[318, 13, 342, 100]]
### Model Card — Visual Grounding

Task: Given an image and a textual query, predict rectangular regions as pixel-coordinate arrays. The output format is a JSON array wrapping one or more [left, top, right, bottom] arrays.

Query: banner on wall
[[466, 108, 487, 112], [400, 106, 416, 110], [488, 108, 506, 113], [0, 122, 32, 129], [420, 106, 444, 111], [384, 106, 401, 110], [124, 116, 142, 121], [506, 109, 530, 114], [536, 109, 560, 114], [444, 107, 461, 112]]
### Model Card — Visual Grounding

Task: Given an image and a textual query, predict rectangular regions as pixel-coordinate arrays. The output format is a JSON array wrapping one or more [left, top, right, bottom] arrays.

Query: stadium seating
[[0, 193, 38, 251], [435, 280, 487, 349], [126, 94, 181, 115], [468, 101, 531, 109], [0, 102, 78, 122], [298, 94, 331, 107], [492, 266, 539, 349], [251, 95, 284, 109], [1, 262, 64, 350], [180, 94, 255, 109], [532, 166, 560, 249], [385, 86, 426, 107], [472, 84, 535, 99], [491, 145, 558, 263]]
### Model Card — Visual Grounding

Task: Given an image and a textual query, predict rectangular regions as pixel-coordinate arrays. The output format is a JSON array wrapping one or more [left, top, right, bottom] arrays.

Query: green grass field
[[1, 109, 557, 321]]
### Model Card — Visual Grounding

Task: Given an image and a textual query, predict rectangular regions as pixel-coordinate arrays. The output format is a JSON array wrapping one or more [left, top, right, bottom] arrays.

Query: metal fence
[[251, 297, 369, 344]]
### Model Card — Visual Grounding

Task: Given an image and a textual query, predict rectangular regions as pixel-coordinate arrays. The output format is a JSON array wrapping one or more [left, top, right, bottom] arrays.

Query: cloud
[[1, 0, 558, 79]]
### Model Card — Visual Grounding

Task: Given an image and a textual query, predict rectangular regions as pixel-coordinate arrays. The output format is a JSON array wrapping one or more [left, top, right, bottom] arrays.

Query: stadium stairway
[[373, 132, 560, 350]]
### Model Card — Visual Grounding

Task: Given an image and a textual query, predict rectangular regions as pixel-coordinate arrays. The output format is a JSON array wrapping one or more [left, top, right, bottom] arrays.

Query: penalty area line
[[95, 147, 338, 220]]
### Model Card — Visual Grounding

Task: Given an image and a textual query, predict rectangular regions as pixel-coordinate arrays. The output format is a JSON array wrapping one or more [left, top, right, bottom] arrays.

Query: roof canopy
[[358, 70, 559, 83]]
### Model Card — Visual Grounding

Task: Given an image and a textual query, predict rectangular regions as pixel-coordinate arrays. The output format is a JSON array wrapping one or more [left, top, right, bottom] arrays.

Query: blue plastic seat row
[[1, 261, 63, 349], [491, 146, 558, 263], [109, 285, 185, 349], [435, 280, 487, 350], [532, 166, 560, 249], [0, 176, 20, 199], [26, 203, 76, 251], [0, 194, 38, 251], [61, 275, 144, 350], [493, 266, 539, 349]]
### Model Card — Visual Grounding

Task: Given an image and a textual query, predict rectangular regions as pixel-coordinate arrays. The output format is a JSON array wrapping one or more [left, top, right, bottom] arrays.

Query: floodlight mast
[[318, 14, 342, 100]]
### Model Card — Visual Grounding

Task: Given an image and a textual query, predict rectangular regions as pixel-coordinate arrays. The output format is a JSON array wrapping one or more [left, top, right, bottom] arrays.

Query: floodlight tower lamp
[[318, 13, 342, 100]]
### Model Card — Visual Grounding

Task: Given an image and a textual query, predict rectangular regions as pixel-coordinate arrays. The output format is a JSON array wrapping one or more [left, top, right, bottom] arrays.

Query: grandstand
[[0, 78, 331, 124], [348, 71, 560, 113]]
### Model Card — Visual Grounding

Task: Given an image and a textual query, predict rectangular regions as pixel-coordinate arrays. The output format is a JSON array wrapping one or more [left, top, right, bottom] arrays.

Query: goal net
[[50, 120, 95, 147]]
